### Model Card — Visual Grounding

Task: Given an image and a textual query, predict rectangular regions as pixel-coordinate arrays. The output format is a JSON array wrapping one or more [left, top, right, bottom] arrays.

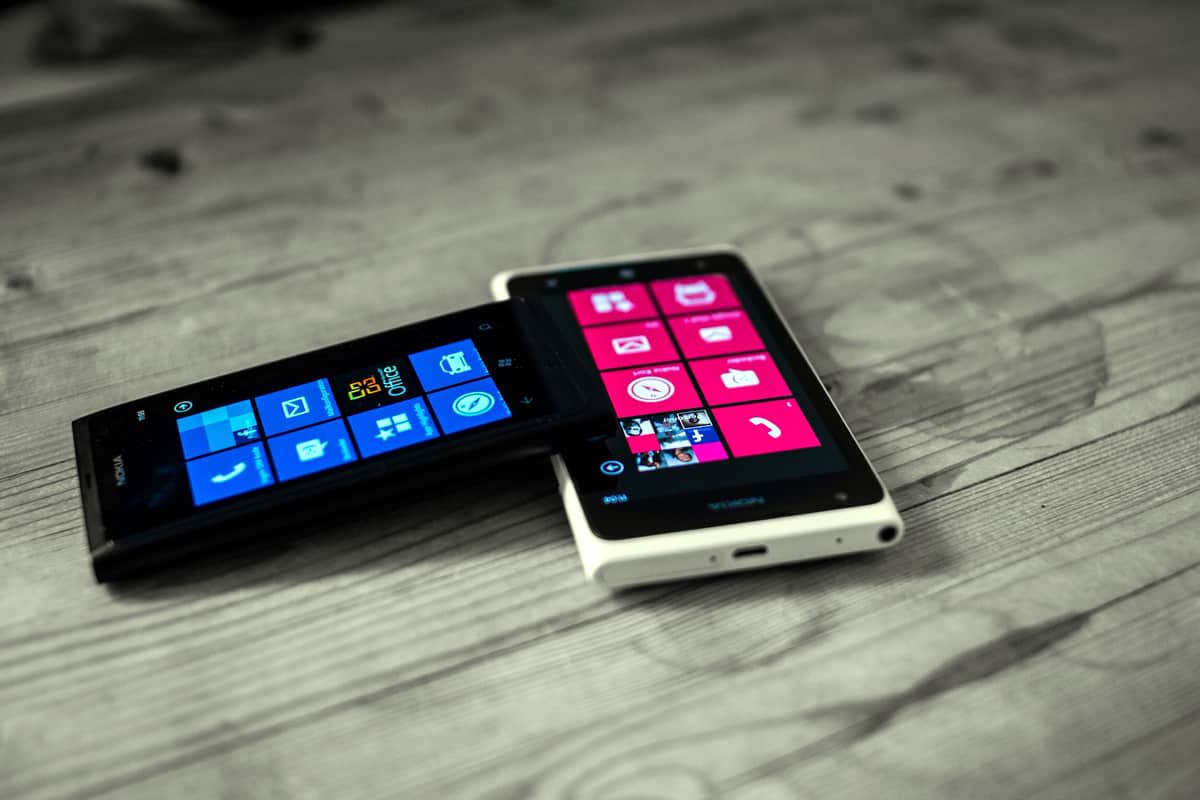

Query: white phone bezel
[[491, 246, 903, 589]]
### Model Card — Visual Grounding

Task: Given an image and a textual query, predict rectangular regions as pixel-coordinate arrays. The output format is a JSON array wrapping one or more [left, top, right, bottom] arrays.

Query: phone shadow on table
[[105, 457, 957, 606], [105, 456, 568, 600]]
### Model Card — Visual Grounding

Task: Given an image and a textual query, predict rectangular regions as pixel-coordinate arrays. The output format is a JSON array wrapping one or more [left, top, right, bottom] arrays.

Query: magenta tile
[[712, 398, 819, 457], [582, 319, 678, 370], [690, 351, 790, 406], [691, 442, 729, 463], [650, 273, 740, 316], [625, 433, 660, 454], [568, 283, 657, 327], [599, 362, 703, 418], [668, 309, 764, 359]]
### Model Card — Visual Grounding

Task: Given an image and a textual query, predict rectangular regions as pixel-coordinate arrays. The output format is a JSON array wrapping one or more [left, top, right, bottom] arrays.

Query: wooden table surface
[[2, 1, 1199, 797]]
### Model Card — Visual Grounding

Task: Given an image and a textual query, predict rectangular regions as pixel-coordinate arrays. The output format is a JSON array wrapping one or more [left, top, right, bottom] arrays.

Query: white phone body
[[492, 246, 903, 589]]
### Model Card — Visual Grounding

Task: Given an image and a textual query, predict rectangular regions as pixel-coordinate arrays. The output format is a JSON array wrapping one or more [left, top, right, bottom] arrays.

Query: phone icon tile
[[600, 363, 702, 418], [667, 309, 764, 358], [690, 352, 790, 406], [711, 398, 819, 457], [267, 419, 357, 481], [582, 319, 678, 370], [650, 274, 740, 316], [568, 283, 657, 326], [185, 443, 274, 505]]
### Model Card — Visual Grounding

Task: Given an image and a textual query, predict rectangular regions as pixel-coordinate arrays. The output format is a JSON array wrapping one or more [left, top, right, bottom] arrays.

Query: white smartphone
[[492, 247, 903, 588]]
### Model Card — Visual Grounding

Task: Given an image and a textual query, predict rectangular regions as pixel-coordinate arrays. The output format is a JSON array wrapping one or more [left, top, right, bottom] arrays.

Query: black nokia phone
[[72, 299, 607, 581]]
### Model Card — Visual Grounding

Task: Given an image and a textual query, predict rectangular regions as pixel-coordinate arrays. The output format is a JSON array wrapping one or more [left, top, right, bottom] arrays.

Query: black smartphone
[[72, 298, 607, 581], [493, 249, 902, 588]]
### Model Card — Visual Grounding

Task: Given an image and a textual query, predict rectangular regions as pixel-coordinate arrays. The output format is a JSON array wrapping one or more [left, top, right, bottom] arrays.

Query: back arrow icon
[[519, 396, 534, 404]]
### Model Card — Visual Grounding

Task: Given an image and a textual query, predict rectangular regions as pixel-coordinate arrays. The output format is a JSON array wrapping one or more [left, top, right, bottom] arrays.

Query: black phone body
[[494, 249, 903, 587], [73, 299, 606, 581]]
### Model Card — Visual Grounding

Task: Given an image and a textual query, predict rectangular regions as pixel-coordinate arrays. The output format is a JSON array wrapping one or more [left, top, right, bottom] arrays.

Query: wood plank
[[2, 0, 1200, 797], [2, 392, 1196, 798]]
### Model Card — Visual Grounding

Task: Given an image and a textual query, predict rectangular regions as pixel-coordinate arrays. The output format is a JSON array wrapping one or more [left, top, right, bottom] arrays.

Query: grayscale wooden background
[[2, 0, 1199, 797]]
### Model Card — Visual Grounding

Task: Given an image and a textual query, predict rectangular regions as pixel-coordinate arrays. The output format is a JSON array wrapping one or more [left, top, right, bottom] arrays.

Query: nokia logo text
[[707, 496, 766, 511]]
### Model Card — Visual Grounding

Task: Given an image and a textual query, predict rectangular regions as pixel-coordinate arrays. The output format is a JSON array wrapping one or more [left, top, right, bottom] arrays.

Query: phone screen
[[78, 302, 564, 545], [506, 252, 884, 539]]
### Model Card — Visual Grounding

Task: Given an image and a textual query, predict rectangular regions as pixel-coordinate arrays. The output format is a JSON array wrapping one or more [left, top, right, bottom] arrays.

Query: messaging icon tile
[[690, 352, 790, 406], [266, 418, 357, 481]]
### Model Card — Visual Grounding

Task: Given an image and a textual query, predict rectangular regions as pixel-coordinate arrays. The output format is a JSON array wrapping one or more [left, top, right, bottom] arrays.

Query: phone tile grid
[[176, 337, 512, 506], [570, 275, 819, 472]]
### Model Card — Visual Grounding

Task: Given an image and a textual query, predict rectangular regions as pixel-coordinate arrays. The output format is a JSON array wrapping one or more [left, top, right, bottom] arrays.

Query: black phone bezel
[[73, 298, 607, 581], [505, 251, 886, 540]]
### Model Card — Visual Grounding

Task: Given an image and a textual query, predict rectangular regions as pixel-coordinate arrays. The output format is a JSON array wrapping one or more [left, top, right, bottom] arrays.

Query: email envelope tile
[[255, 379, 340, 437], [582, 319, 679, 370]]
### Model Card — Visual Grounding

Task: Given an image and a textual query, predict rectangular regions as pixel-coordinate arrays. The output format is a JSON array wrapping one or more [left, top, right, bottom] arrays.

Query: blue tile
[[408, 339, 488, 392], [176, 400, 260, 459], [178, 426, 210, 460], [347, 397, 440, 458], [427, 377, 512, 435], [255, 379, 339, 436], [266, 418, 357, 481], [185, 443, 274, 506], [683, 425, 721, 446]]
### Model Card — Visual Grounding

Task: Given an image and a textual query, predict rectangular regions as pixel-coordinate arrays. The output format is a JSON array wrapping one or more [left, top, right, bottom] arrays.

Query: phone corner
[[868, 491, 905, 548], [708, 242, 747, 261], [488, 270, 515, 300], [89, 542, 120, 584]]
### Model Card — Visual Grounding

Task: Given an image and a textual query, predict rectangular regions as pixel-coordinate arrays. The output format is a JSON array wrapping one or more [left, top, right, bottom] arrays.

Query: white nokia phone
[[492, 247, 903, 589]]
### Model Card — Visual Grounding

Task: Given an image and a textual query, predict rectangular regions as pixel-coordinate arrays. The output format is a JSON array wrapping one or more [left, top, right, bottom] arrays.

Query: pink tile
[[582, 319, 679, 370], [668, 309, 764, 359], [600, 363, 703, 418], [712, 398, 820, 457], [690, 351, 790, 406], [650, 273, 740, 316], [691, 442, 729, 463], [625, 432, 660, 454], [568, 283, 657, 327]]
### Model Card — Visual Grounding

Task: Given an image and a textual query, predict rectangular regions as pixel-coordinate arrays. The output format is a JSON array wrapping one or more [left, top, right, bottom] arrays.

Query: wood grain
[[2, 0, 1199, 797]]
